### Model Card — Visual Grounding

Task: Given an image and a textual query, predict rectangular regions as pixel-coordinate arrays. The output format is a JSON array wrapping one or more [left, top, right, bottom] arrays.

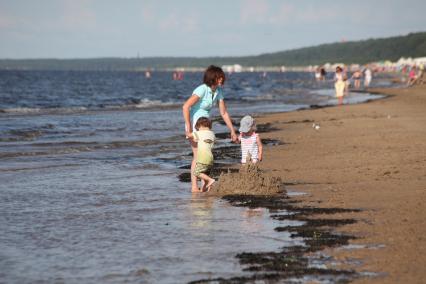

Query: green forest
[[1, 32, 425, 71]]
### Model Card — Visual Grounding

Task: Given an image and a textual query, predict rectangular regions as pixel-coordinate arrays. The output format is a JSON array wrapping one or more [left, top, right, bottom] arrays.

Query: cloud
[[0, 13, 14, 29], [159, 14, 199, 33], [266, 3, 294, 25], [297, 5, 338, 23], [138, 2, 200, 34], [239, 0, 269, 24], [61, 0, 97, 31], [237, 1, 336, 27]]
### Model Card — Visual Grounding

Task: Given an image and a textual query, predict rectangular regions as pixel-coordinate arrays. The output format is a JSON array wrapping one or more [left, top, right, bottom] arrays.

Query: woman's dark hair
[[195, 117, 212, 130], [203, 65, 226, 87]]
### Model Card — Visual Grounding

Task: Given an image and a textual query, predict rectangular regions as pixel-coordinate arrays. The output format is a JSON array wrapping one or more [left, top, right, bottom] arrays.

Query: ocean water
[[0, 70, 390, 283]]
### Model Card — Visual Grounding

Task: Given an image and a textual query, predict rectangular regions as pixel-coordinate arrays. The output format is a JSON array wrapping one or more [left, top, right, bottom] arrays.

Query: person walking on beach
[[314, 67, 322, 81], [320, 67, 327, 81], [364, 66, 372, 88], [183, 65, 237, 192], [315, 66, 326, 81], [351, 69, 363, 89], [407, 66, 418, 86], [334, 66, 345, 105], [238, 115, 263, 164], [186, 117, 216, 192], [417, 64, 425, 84]]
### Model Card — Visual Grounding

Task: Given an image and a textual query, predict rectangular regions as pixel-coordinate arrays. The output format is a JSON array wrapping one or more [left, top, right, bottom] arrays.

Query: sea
[[0, 70, 392, 283]]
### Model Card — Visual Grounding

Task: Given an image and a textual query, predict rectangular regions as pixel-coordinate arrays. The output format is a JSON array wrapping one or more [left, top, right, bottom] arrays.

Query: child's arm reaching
[[256, 134, 263, 161]]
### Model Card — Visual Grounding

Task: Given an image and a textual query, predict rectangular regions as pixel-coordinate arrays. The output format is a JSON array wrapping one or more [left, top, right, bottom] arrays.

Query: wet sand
[[256, 84, 426, 283]]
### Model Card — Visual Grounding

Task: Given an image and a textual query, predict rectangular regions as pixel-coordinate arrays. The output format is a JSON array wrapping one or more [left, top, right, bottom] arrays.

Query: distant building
[[414, 57, 426, 66], [395, 57, 426, 67], [222, 64, 242, 73]]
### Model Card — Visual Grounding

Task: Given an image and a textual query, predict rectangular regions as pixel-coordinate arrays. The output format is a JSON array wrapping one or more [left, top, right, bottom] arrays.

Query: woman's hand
[[182, 95, 199, 139], [185, 131, 193, 140], [230, 131, 238, 142], [219, 100, 238, 142]]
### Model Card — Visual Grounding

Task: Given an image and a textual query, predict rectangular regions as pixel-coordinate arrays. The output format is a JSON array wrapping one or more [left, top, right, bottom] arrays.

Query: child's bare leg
[[198, 173, 215, 192], [190, 142, 200, 192], [191, 160, 201, 192]]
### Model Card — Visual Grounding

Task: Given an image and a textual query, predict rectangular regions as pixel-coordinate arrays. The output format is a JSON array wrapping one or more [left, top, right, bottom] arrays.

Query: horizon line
[[1, 31, 424, 61]]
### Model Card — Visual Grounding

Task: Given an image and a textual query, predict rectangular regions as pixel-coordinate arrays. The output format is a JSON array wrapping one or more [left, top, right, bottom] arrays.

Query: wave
[[0, 135, 186, 159], [0, 106, 88, 115], [0, 99, 181, 116], [0, 163, 81, 172], [0, 124, 57, 142]]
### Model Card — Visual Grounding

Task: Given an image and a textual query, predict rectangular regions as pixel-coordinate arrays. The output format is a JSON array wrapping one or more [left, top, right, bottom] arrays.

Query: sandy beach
[[255, 84, 426, 283]]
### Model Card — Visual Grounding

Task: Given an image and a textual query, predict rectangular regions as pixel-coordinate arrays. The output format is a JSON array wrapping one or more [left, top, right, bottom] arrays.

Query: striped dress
[[239, 132, 259, 163]]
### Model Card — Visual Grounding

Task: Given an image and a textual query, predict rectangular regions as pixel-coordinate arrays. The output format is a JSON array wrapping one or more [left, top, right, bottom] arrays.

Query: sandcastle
[[208, 163, 284, 196]]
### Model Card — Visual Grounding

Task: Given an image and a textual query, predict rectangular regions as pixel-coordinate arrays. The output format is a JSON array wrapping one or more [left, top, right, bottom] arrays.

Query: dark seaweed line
[[190, 195, 361, 284]]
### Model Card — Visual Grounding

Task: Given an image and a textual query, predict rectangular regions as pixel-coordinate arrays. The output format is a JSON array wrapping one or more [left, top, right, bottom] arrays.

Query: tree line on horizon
[[1, 32, 425, 71]]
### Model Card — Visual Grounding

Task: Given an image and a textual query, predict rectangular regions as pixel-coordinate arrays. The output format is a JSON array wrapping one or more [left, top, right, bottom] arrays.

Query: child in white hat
[[238, 115, 263, 164]]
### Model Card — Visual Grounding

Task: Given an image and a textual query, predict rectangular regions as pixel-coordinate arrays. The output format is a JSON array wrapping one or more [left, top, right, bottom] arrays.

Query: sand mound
[[209, 163, 284, 196]]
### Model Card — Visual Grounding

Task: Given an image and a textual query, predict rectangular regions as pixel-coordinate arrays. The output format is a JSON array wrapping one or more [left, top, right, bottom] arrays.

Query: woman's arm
[[256, 134, 263, 161], [182, 95, 199, 137], [218, 100, 237, 142]]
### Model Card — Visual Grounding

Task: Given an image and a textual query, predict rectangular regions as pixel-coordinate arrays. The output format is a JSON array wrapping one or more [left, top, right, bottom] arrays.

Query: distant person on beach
[[320, 67, 327, 81], [351, 69, 363, 89], [238, 115, 263, 164], [315, 66, 326, 81], [173, 71, 184, 80], [334, 66, 345, 105], [334, 66, 344, 81], [407, 66, 418, 86], [314, 67, 322, 81], [364, 67, 372, 88], [343, 73, 350, 94], [417, 64, 425, 84], [186, 117, 216, 192], [183, 65, 237, 192]]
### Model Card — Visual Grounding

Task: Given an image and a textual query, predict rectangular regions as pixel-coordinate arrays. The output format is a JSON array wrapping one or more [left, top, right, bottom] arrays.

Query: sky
[[0, 0, 425, 59]]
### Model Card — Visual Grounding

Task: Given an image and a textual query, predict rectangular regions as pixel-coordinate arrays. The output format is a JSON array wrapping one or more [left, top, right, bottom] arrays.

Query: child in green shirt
[[187, 117, 216, 192]]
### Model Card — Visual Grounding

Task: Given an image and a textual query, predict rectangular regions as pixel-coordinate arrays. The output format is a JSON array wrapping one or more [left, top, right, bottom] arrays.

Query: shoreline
[[256, 84, 426, 283]]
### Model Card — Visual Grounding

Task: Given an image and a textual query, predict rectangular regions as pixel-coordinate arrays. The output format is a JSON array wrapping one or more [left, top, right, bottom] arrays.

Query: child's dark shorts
[[193, 162, 212, 177]]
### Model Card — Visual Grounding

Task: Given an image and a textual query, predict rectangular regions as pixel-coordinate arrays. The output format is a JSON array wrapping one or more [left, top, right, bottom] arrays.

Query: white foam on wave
[[134, 98, 165, 108], [1, 99, 179, 116], [0, 106, 88, 115], [1, 107, 42, 114], [242, 93, 274, 101]]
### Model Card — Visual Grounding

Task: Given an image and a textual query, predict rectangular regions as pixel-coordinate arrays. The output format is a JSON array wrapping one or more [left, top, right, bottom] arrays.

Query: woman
[[183, 65, 237, 192], [334, 66, 345, 105]]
